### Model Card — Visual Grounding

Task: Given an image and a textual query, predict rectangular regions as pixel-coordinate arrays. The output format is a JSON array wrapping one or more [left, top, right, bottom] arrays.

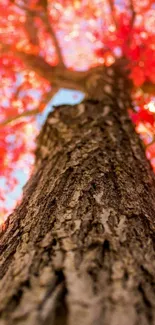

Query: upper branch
[[15, 51, 87, 91], [1, 43, 154, 100], [0, 87, 58, 128], [39, 10, 65, 68], [126, 0, 136, 46], [13, 0, 65, 68], [0, 108, 39, 128], [129, 0, 136, 29], [107, 0, 118, 29], [24, 11, 40, 47]]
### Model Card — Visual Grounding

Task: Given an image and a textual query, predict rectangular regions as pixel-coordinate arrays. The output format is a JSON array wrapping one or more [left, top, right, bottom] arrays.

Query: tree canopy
[[0, 0, 154, 224]]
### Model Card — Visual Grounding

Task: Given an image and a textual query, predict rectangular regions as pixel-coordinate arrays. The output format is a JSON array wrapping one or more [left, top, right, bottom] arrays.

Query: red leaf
[[130, 67, 145, 86]]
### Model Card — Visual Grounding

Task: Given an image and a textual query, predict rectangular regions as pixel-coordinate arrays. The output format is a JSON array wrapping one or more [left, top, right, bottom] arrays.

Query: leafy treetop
[[0, 0, 154, 224]]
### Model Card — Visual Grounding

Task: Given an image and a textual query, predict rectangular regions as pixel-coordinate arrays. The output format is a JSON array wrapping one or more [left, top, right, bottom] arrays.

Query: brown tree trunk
[[0, 64, 155, 325]]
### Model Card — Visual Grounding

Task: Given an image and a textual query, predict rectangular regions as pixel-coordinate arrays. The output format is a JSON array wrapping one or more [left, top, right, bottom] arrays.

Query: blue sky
[[40, 88, 84, 124]]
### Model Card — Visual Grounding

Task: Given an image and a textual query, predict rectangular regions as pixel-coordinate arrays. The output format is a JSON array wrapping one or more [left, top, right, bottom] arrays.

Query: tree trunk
[[0, 64, 155, 325]]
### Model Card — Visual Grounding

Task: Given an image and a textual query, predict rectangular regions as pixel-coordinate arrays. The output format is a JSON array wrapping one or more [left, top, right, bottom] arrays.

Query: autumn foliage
[[0, 0, 154, 223]]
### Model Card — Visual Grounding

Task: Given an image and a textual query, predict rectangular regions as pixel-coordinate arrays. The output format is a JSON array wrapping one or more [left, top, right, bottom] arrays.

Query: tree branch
[[129, 0, 136, 30], [126, 0, 136, 46], [0, 40, 88, 91], [24, 12, 40, 47], [107, 0, 118, 29], [14, 50, 88, 92], [38, 0, 65, 67], [0, 88, 58, 128], [40, 11, 65, 68], [12, 0, 65, 68], [0, 108, 39, 128], [2, 39, 154, 103]]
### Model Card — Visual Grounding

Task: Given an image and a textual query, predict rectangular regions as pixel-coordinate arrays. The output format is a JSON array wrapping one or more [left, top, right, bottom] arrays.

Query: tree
[[0, 0, 155, 324]]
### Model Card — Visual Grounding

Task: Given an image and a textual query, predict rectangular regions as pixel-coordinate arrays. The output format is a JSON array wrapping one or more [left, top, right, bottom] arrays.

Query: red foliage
[[130, 107, 154, 126], [0, 0, 154, 224]]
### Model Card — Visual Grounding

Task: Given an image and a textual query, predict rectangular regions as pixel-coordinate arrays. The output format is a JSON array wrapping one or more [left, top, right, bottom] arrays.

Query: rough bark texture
[[0, 65, 155, 325]]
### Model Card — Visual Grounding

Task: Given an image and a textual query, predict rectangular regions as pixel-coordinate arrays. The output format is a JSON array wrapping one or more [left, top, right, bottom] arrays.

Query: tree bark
[[0, 64, 155, 325]]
